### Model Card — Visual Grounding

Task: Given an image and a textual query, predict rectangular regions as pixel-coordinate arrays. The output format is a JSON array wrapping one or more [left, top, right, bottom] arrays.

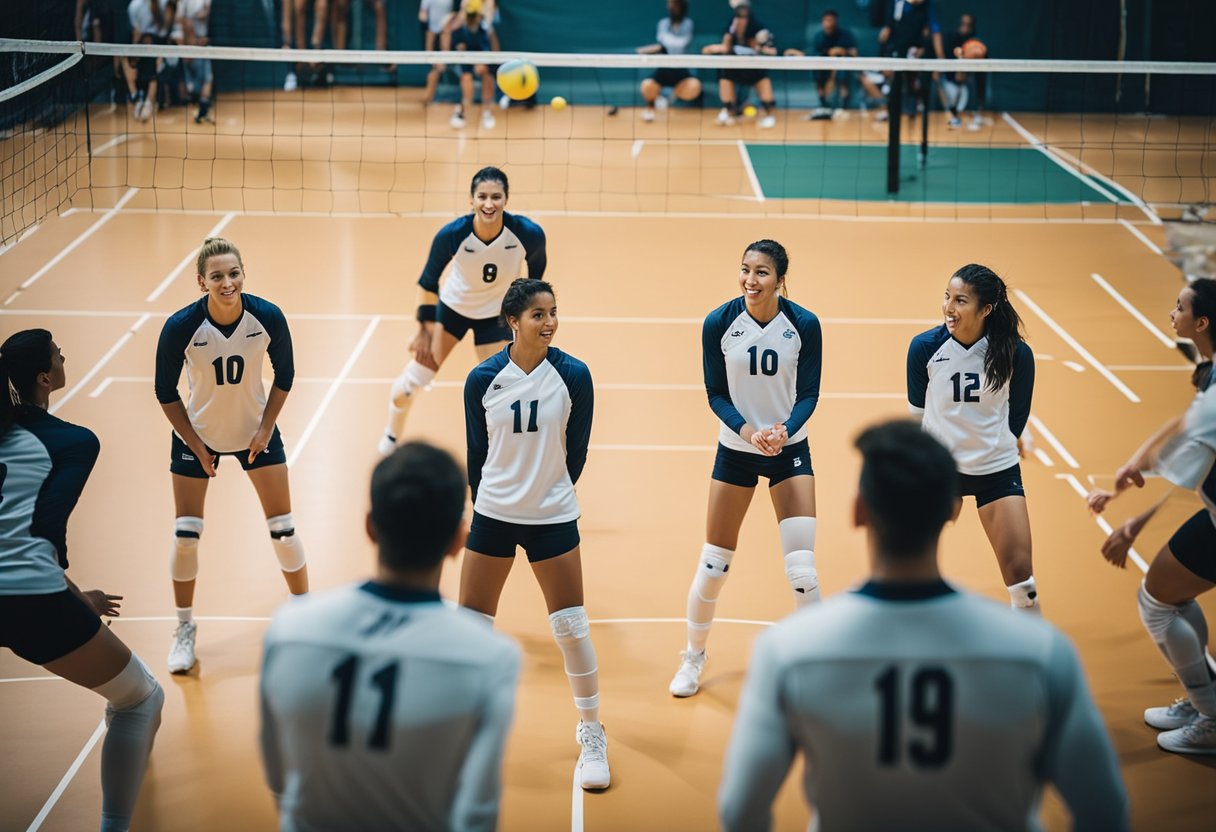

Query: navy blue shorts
[[169, 427, 286, 478], [1169, 510, 1216, 583], [0, 589, 102, 665], [651, 67, 693, 88], [437, 301, 512, 346], [466, 511, 580, 563], [712, 439, 813, 488], [959, 463, 1025, 508]]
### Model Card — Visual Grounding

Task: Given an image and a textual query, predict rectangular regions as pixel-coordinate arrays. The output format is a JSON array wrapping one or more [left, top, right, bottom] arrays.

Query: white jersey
[[907, 326, 1034, 475], [155, 294, 295, 453], [719, 581, 1128, 832], [419, 212, 547, 320], [464, 346, 593, 523], [260, 582, 521, 832], [1157, 377, 1216, 521], [703, 296, 822, 454]]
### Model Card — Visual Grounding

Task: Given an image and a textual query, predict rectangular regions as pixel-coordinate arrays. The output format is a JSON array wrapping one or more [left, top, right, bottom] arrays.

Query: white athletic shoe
[[1145, 697, 1199, 730], [498, 93, 511, 109], [575, 722, 611, 790], [1157, 713, 1216, 755], [758, 114, 776, 129], [284, 72, 298, 92], [168, 621, 197, 674], [377, 432, 397, 457], [450, 110, 466, 129], [715, 107, 735, 126], [481, 110, 496, 129], [669, 649, 707, 697], [654, 95, 669, 111], [947, 116, 962, 129], [641, 108, 656, 122]]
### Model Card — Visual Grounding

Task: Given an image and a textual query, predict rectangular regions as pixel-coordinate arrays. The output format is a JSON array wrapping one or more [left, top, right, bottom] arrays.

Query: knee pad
[[390, 361, 437, 405], [779, 517, 818, 595], [692, 544, 734, 603], [1138, 582, 1178, 643], [549, 605, 591, 642], [170, 516, 203, 582], [95, 654, 162, 713], [268, 514, 306, 572]]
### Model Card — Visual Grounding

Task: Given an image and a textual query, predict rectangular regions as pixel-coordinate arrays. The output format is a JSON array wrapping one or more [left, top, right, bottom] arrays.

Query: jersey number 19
[[876, 665, 954, 768]]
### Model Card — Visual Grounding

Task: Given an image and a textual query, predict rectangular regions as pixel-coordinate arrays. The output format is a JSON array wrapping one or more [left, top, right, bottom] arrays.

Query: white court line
[[1107, 365, 1193, 372], [1048, 145, 1162, 225], [110, 615, 273, 622], [1089, 273, 1176, 349], [6, 188, 138, 305], [50, 314, 152, 415], [737, 140, 765, 203], [26, 718, 107, 832], [1000, 114, 1121, 204], [1033, 448, 1055, 467], [590, 444, 714, 452], [1027, 415, 1080, 469], [1016, 290, 1140, 403], [1057, 473, 1150, 573], [0, 221, 41, 257], [146, 213, 236, 302], [92, 133, 129, 156], [630, 139, 643, 159], [0, 676, 63, 684], [286, 317, 381, 467], [590, 617, 773, 627], [1119, 219, 1164, 256]]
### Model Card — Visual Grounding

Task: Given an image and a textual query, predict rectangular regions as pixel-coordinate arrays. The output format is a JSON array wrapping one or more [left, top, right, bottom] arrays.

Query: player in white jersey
[[379, 166, 547, 455], [719, 420, 1128, 831], [155, 237, 308, 674], [669, 239, 823, 698], [1088, 279, 1216, 755], [0, 329, 163, 832], [907, 263, 1039, 610], [260, 441, 520, 831], [461, 278, 611, 790]]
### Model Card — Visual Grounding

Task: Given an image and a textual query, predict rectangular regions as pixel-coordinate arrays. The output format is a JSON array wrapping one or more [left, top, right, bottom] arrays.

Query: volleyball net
[[2, 37, 1215, 246]]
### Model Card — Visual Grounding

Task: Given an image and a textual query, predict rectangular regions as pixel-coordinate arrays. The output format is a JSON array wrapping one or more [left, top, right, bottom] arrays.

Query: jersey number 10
[[211, 356, 246, 386], [747, 346, 779, 376]]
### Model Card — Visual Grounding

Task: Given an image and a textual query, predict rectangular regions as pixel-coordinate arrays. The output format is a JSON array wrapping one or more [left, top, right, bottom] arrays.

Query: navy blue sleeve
[[510, 215, 547, 281], [785, 308, 822, 436], [703, 304, 748, 434], [155, 303, 203, 404], [26, 418, 100, 569], [463, 364, 494, 503], [554, 353, 593, 485], [419, 217, 469, 293], [841, 29, 857, 50], [907, 328, 941, 410], [254, 299, 295, 393], [1008, 341, 1035, 438], [811, 31, 827, 54]]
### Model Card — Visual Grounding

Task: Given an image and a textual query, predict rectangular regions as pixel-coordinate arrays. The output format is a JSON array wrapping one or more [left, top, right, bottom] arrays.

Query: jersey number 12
[[950, 372, 980, 403]]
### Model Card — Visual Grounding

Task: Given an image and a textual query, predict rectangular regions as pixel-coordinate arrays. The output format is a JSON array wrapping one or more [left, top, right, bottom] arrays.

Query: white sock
[[686, 544, 733, 653], [94, 655, 164, 832], [176, 607, 193, 624], [1140, 583, 1216, 716], [1007, 576, 1039, 612], [550, 606, 600, 724]]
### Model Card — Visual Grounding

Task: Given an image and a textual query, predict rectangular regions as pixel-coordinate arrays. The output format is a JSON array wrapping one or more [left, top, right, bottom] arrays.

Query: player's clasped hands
[[745, 423, 787, 456]]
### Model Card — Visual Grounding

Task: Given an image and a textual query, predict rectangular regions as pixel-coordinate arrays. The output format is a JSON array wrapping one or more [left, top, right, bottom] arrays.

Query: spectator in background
[[637, 0, 703, 123], [179, 0, 213, 123], [446, 0, 500, 130], [282, 0, 331, 91], [77, 0, 138, 109], [126, 0, 175, 121], [421, 0, 459, 103], [866, 0, 944, 123], [330, 0, 393, 76], [703, 0, 778, 128], [785, 9, 858, 119], [939, 12, 986, 130]]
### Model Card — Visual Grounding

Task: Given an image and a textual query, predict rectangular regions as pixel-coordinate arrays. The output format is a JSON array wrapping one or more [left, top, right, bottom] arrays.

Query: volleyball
[[496, 60, 540, 101], [961, 38, 988, 59], [550, 95, 567, 111]]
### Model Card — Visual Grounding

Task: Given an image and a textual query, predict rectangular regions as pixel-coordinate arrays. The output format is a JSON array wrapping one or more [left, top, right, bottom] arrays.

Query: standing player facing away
[[719, 420, 1128, 831], [907, 263, 1038, 611], [461, 279, 610, 790], [0, 329, 163, 832], [155, 237, 308, 674], [260, 442, 520, 830], [379, 167, 546, 455], [1088, 278, 1216, 755], [670, 239, 822, 698]]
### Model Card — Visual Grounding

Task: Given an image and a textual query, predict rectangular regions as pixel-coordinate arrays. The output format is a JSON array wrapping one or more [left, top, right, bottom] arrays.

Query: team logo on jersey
[[933, 355, 951, 362], [493, 383, 503, 390], [193, 341, 208, 347], [504, 243, 518, 249], [730, 330, 745, 337], [181, 452, 195, 461], [246, 331, 262, 337], [464, 246, 476, 252], [783, 329, 795, 339], [793, 457, 802, 467]]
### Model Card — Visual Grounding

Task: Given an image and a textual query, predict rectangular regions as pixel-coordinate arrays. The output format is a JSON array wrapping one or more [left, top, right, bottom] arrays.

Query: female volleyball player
[[669, 239, 823, 698], [0, 329, 163, 832], [703, 1, 779, 128], [906, 264, 1038, 610], [1088, 278, 1216, 755], [155, 237, 308, 675], [379, 166, 546, 455], [636, 0, 702, 122], [460, 278, 610, 790]]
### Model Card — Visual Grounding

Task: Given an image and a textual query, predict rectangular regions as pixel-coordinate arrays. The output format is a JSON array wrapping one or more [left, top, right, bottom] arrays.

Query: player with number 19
[[907, 263, 1038, 611], [461, 279, 611, 791], [669, 239, 823, 699], [379, 166, 546, 456], [155, 237, 308, 675]]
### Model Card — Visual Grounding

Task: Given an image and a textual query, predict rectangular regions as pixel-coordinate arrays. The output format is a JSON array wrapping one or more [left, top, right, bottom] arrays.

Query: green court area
[[744, 143, 1123, 204]]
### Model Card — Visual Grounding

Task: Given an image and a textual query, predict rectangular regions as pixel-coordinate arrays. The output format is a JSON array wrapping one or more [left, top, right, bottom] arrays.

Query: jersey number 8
[[482, 263, 498, 284]]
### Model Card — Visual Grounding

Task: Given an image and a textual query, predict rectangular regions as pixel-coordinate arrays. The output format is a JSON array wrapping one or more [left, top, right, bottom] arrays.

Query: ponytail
[[0, 329, 54, 438], [952, 264, 1024, 393]]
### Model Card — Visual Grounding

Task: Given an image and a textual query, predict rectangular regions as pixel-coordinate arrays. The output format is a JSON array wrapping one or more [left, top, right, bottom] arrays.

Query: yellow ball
[[743, 105, 757, 117], [550, 95, 567, 111], [496, 60, 539, 101]]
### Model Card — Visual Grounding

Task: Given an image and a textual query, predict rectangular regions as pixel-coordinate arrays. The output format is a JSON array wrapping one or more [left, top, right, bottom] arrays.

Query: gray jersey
[[260, 582, 521, 832], [720, 581, 1127, 832]]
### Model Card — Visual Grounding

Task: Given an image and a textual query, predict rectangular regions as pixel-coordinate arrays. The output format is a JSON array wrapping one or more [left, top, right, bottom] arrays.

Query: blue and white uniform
[[261, 582, 521, 832], [703, 296, 822, 487], [421, 212, 547, 343], [650, 16, 695, 88], [1155, 373, 1216, 582], [463, 346, 592, 561], [0, 407, 104, 663], [719, 580, 1128, 831], [908, 325, 1034, 505], [155, 294, 294, 472]]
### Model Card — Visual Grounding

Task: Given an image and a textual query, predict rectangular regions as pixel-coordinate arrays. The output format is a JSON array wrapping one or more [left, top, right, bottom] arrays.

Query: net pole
[[887, 71, 903, 194], [920, 75, 929, 167]]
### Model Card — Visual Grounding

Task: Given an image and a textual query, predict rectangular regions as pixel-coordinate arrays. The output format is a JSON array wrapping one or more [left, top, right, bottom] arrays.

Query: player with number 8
[[668, 239, 823, 699], [155, 236, 308, 675], [906, 264, 1037, 611], [379, 166, 547, 456]]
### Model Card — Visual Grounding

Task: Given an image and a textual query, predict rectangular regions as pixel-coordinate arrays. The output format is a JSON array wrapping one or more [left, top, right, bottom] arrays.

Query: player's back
[[723, 583, 1125, 831], [261, 582, 521, 832]]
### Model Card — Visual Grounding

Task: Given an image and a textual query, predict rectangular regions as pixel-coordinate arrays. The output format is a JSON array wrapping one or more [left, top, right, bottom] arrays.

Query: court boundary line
[[999, 114, 1122, 204], [50, 314, 152, 415], [146, 213, 236, 302], [1106, 364, 1192, 371], [1027, 415, 1080, 469], [1016, 290, 1140, 403], [26, 718, 107, 832], [1089, 273, 1177, 349], [1056, 473, 1149, 571], [0, 221, 42, 257], [736, 140, 765, 202], [1118, 219, 1163, 256]]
